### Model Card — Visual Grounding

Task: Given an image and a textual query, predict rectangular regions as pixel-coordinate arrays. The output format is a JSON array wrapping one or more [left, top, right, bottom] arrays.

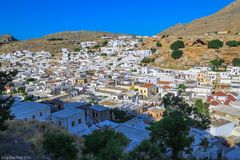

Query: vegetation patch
[[208, 39, 224, 49], [141, 57, 155, 63], [170, 40, 185, 50], [226, 40, 240, 47], [232, 57, 240, 66], [171, 50, 183, 59]]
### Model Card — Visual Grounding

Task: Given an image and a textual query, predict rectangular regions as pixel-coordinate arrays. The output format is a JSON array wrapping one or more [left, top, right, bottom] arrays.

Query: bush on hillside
[[42, 131, 79, 160], [171, 50, 183, 59], [226, 40, 240, 47], [232, 58, 240, 67], [150, 48, 157, 53], [156, 42, 162, 47], [208, 39, 224, 49], [170, 40, 185, 50], [141, 57, 155, 63]]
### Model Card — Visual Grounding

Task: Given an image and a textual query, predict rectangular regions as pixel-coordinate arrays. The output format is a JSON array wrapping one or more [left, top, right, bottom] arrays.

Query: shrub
[[42, 131, 79, 160], [150, 48, 157, 53], [170, 40, 185, 50], [83, 128, 128, 160], [156, 42, 162, 47], [101, 53, 107, 56], [208, 39, 224, 49], [141, 57, 155, 63], [74, 48, 81, 52], [47, 38, 63, 41], [226, 40, 240, 47], [232, 58, 240, 67], [171, 50, 183, 59], [102, 40, 108, 47]]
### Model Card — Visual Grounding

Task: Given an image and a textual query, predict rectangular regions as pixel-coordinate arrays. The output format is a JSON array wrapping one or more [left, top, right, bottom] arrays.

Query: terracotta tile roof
[[210, 100, 221, 106], [214, 92, 227, 97], [207, 96, 212, 103], [142, 83, 154, 88], [161, 85, 172, 90], [157, 81, 171, 85], [224, 94, 237, 105]]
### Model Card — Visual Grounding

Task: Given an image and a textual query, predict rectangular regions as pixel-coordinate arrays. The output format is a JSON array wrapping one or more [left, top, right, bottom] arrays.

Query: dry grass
[[0, 120, 83, 159]]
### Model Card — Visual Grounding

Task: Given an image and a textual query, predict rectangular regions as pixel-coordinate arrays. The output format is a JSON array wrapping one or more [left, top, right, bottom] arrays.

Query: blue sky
[[1, 0, 235, 40]]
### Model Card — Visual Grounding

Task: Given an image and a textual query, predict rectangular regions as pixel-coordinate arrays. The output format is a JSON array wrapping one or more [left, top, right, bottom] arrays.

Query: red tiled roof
[[161, 85, 172, 90], [210, 100, 221, 106], [214, 92, 227, 97], [157, 81, 171, 85], [224, 94, 237, 105], [207, 96, 212, 103], [142, 83, 154, 88]]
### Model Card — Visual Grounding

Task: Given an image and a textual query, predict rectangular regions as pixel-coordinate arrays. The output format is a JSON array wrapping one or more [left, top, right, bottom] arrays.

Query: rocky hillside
[[160, 0, 240, 36], [142, 0, 240, 69], [0, 31, 117, 54], [0, 34, 18, 45], [142, 35, 240, 69]]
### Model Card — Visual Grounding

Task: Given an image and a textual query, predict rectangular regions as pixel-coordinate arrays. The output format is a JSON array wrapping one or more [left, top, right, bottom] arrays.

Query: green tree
[[208, 39, 224, 49], [226, 40, 240, 47], [210, 58, 225, 71], [232, 57, 240, 67], [171, 50, 183, 60], [0, 68, 18, 131], [195, 99, 209, 116], [83, 128, 128, 160], [112, 108, 132, 123], [141, 57, 155, 64], [151, 93, 210, 160], [156, 42, 162, 47], [177, 84, 186, 93], [150, 48, 157, 53], [102, 40, 108, 47], [128, 140, 164, 160], [170, 40, 185, 50], [42, 131, 79, 160]]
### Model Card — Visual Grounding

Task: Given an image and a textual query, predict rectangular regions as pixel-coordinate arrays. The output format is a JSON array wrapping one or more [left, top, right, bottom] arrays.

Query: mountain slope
[[0, 31, 117, 54], [0, 34, 18, 44], [160, 0, 240, 36]]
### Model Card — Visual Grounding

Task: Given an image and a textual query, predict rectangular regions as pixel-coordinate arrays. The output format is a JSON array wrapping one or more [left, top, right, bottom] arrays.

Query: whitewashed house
[[11, 102, 51, 121], [51, 108, 87, 134], [209, 119, 234, 137]]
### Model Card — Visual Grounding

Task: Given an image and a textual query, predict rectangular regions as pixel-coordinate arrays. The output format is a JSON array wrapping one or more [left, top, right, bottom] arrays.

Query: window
[[72, 121, 75, 127], [40, 112, 43, 117], [58, 121, 62, 126], [32, 115, 35, 119], [78, 119, 81, 124]]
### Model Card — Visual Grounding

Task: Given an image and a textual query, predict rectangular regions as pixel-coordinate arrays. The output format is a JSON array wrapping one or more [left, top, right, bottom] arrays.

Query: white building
[[209, 119, 234, 137], [11, 102, 51, 121], [51, 108, 87, 134]]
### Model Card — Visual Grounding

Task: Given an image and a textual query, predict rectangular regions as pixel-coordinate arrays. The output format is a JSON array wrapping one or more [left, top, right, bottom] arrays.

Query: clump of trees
[[150, 48, 157, 53], [210, 58, 225, 71], [47, 38, 64, 41], [170, 40, 185, 60], [0, 68, 18, 131], [171, 50, 183, 60], [141, 57, 155, 64], [42, 131, 79, 160], [170, 40, 185, 50], [83, 128, 128, 160], [232, 57, 240, 67], [150, 94, 210, 160], [226, 40, 240, 47], [112, 108, 133, 123], [128, 140, 163, 160], [156, 42, 162, 47], [102, 40, 108, 47], [207, 39, 224, 49]]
